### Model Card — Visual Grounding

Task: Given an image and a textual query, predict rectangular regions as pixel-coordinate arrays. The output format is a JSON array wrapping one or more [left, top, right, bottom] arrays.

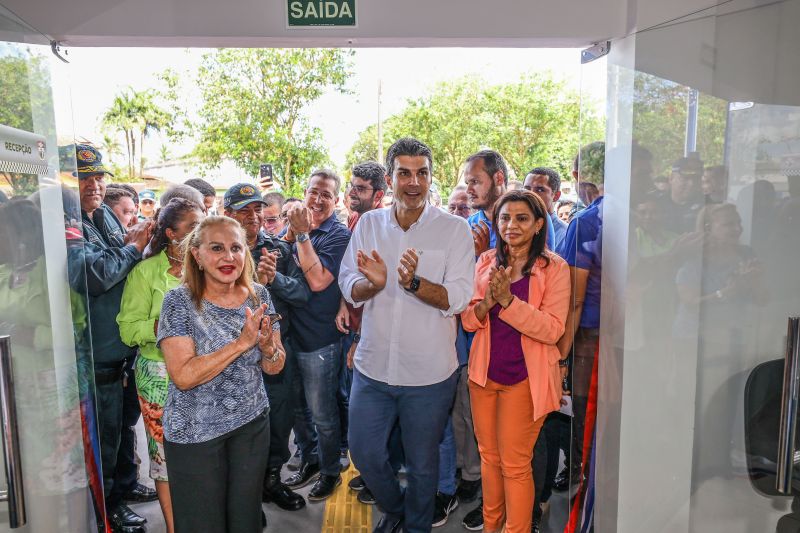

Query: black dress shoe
[[123, 482, 158, 503], [308, 474, 341, 501], [263, 466, 306, 510], [357, 486, 376, 505], [109, 504, 147, 527], [284, 461, 320, 489], [373, 514, 403, 533], [348, 474, 366, 492], [455, 478, 481, 503]]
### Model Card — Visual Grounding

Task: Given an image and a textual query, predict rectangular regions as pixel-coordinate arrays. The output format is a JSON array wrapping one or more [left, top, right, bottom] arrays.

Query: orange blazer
[[462, 249, 571, 421]]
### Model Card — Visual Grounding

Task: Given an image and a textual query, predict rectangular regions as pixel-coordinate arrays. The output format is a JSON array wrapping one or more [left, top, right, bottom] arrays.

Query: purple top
[[488, 276, 530, 386]]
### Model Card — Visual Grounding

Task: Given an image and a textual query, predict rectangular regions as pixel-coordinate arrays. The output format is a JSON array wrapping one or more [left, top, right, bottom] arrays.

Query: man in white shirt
[[339, 138, 475, 533]]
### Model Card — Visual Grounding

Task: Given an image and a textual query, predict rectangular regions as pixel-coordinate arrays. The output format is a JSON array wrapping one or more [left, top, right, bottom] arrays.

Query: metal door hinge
[[581, 41, 610, 64], [50, 41, 69, 63]]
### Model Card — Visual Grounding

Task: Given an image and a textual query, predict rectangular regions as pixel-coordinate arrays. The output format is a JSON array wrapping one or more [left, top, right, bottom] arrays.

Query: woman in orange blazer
[[462, 190, 571, 533]]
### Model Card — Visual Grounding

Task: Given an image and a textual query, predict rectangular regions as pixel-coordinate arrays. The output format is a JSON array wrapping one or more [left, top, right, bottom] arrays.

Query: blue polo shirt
[[550, 211, 568, 250], [468, 208, 556, 254], [556, 196, 603, 328], [291, 214, 351, 352]]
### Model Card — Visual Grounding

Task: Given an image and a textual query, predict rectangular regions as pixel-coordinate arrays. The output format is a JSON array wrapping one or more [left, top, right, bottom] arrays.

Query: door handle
[[778, 318, 800, 495], [0, 336, 25, 527]]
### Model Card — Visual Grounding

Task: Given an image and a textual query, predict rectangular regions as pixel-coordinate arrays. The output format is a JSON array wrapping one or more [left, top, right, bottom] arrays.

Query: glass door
[[0, 6, 103, 532], [587, 0, 800, 531]]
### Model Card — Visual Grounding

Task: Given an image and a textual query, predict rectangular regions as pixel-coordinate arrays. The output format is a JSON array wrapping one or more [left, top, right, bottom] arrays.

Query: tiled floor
[[130, 421, 572, 532]]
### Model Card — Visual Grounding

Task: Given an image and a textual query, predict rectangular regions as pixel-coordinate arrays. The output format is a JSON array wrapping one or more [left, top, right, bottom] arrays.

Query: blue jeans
[[438, 416, 457, 495], [337, 331, 356, 451], [294, 340, 342, 477], [350, 369, 457, 533]]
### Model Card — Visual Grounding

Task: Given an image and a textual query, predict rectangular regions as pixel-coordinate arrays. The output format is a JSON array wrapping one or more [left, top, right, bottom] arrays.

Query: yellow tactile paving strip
[[322, 462, 372, 533]]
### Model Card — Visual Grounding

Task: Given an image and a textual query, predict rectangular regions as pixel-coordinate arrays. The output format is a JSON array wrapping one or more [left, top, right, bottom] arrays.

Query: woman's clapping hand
[[239, 304, 267, 350]]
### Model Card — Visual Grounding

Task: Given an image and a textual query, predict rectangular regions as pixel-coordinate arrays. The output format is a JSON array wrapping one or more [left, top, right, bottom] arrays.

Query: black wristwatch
[[353, 333, 361, 344], [405, 276, 421, 293]]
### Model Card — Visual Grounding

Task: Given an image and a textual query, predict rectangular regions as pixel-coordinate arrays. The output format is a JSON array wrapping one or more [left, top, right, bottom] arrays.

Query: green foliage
[[183, 48, 353, 196], [632, 72, 727, 176], [345, 73, 600, 196], [101, 88, 173, 180], [0, 49, 56, 195]]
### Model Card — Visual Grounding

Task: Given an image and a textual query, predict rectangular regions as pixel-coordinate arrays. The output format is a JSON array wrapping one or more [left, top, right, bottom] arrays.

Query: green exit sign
[[287, 0, 356, 27]]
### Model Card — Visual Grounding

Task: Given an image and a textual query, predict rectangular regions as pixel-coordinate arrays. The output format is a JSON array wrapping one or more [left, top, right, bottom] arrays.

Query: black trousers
[[111, 358, 140, 503], [263, 338, 295, 470], [94, 359, 137, 509], [165, 410, 270, 533]]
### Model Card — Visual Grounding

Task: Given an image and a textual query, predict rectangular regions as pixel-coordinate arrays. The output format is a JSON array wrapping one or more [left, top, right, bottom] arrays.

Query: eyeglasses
[[306, 189, 336, 202], [264, 217, 280, 224], [348, 183, 375, 195], [280, 212, 289, 220]]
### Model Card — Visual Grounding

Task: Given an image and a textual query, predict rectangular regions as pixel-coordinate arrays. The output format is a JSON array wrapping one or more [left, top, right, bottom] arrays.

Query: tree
[[0, 51, 52, 135], [345, 73, 597, 196], [183, 48, 353, 196], [101, 88, 172, 180], [632, 72, 727, 176], [483, 73, 602, 181]]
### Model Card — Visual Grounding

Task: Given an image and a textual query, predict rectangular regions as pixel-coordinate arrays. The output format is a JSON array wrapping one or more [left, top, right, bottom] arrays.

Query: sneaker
[[432, 491, 459, 527], [357, 486, 376, 505], [308, 474, 342, 501], [348, 474, 366, 492], [455, 478, 481, 503], [462, 499, 483, 531]]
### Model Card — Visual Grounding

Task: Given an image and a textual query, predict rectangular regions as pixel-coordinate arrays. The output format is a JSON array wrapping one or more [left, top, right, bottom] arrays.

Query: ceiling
[[1, 0, 724, 48]]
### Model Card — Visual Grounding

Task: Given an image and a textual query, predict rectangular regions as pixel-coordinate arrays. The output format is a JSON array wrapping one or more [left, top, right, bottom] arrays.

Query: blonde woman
[[118, 198, 204, 533], [157, 216, 285, 533]]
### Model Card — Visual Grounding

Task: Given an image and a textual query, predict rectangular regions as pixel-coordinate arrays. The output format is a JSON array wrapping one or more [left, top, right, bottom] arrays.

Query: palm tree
[[102, 88, 172, 179]]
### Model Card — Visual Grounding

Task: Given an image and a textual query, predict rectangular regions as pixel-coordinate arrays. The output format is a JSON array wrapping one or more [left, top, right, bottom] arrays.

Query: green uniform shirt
[[117, 250, 180, 362]]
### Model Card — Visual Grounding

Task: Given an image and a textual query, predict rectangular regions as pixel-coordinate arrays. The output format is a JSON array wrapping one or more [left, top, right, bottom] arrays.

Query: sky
[[54, 47, 606, 179]]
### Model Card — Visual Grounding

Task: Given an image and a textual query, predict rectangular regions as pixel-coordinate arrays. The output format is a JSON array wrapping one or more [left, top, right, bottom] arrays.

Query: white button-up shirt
[[338, 204, 475, 386]]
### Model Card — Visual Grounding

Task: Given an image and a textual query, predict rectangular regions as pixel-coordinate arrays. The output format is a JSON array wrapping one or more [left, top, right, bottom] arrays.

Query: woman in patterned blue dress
[[157, 216, 285, 533]]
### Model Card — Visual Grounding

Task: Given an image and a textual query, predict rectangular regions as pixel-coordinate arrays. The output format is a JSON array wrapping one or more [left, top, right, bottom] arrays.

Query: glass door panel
[[593, 0, 800, 532], [0, 6, 102, 532]]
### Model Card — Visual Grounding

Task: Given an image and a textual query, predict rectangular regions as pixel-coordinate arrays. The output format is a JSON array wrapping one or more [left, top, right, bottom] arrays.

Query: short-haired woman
[[157, 216, 285, 533], [462, 190, 570, 533], [117, 198, 204, 533]]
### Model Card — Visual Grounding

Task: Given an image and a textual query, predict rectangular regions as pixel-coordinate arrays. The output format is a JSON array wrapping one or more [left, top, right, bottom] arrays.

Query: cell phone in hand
[[259, 164, 273, 190]]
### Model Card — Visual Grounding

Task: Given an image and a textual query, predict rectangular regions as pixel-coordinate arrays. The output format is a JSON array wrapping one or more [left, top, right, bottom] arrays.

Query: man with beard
[[223, 184, 311, 519], [335, 161, 387, 500], [465, 150, 554, 257]]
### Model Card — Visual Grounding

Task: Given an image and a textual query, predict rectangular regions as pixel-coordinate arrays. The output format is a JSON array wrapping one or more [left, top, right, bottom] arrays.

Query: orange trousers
[[469, 377, 545, 533]]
